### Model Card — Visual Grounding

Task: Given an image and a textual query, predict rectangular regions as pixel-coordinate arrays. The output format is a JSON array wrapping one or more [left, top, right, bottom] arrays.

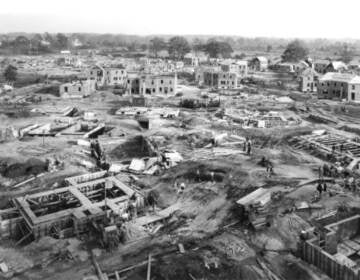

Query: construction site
[[0, 67, 360, 280], [2, 26, 360, 280]]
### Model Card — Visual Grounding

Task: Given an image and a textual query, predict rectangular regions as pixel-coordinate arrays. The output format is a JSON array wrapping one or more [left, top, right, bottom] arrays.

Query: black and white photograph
[[0, 0, 360, 279]]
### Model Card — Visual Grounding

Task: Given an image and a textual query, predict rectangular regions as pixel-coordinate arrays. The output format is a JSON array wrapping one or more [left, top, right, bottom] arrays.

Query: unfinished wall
[[328, 215, 360, 246], [298, 240, 360, 280]]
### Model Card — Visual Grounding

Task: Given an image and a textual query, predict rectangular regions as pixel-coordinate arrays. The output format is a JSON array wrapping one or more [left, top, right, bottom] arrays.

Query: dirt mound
[[177, 131, 213, 148], [0, 157, 47, 178], [109, 135, 157, 160], [163, 161, 230, 182], [130, 249, 261, 280]]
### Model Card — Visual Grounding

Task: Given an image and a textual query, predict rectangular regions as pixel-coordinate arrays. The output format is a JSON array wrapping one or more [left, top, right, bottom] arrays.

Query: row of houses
[[59, 64, 177, 98], [298, 68, 360, 102], [318, 72, 360, 102]]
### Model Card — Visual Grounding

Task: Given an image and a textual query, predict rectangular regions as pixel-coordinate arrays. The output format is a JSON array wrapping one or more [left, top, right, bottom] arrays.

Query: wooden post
[[146, 253, 152, 280]]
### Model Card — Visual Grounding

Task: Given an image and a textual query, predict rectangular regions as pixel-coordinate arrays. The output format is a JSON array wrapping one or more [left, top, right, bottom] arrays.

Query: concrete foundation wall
[[299, 240, 360, 280], [0, 217, 24, 238], [332, 217, 360, 241]]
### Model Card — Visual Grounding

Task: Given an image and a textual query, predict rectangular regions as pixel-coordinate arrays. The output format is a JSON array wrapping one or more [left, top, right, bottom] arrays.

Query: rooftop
[[320, 72, 360, 83]]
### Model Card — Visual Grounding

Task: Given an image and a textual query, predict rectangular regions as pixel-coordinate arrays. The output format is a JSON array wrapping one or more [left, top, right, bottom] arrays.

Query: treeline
[[1, 33, 360, 60]]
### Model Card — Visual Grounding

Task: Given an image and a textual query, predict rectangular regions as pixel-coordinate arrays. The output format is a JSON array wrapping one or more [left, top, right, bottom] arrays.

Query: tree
[[56, 33, 69, 49], [168, 36, 190, 60], [281, 40, 309, 62], [339, 44, 355, 64], [192, 38, 204, 53], [30, 34, 43, 51], [203, 40, 233, 58], [266, 45, 272, 53], [3, 65, 17, 82], [44, 32, 55, 45], [149, 37, 166, 57], [234, 53, 246, 59], [13, 36, 30, 53]]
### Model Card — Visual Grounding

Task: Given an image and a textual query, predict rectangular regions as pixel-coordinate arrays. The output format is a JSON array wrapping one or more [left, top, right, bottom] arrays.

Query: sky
[[1, 0, 360, 39]]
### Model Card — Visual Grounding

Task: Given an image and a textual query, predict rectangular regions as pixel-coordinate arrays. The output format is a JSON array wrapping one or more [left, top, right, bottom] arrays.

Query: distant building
[[184, 52, 209, 67], [325, 61, 347, 73], [59, 80, 96, 98], [104, 67, 127, 86], [125, 73, 177, 95], [199, 68, 241, 89], [57, 53, 82, 67], [294, 60, 311, 75], [272, 62, 295, 73], [220, 60, 248, 76], [314, 59, 331, 74], [348, 60, 360, 72], [87, 65, 105, 87], [299, 68, 319, 92], [217, 71, 240, 89], [317, 72, 360, 102], [184, 53, 200, 67], [249, 56, 268, 72]]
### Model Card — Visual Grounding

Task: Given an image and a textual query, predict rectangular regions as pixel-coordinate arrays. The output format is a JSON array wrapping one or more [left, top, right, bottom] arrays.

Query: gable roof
[[314, 59, 331, 65], [319, 72, 360, 84], [300, 67, 319, 76], [328, 61, 347, 70], [254, 56, 267, 63]]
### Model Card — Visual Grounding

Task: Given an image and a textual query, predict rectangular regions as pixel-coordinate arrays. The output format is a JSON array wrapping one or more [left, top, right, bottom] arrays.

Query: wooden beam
[[115, 270, 120, 280], [146, 253, 152, 280], [15, 231, 32, 246]]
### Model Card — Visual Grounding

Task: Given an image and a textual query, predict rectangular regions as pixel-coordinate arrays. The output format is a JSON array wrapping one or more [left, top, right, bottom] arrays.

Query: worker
[[94, 139, 102, 158], [323, 182, 327, 193], [196, 169, 200, 182], [340, 143, 344, 153], [210, 171, 215, 182], [90, 140, 96, 158], [318, 166, 324, 180], [266, 161, 273, 178], [246, 139, 252, 155], [317, 183, 323, 197], [260, 156, 267, 167], [323, 164, 330, 177]]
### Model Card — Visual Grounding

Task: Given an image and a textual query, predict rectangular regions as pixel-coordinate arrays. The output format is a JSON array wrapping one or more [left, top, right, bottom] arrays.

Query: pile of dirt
[[234, 126, 312, 148], [0, 157, 47, 178], [35, 85, 60, 96], [339, 125, 360, 136], [163, 161, 229, 182], [176, 131, 213, 148], [129, 250, 261, 280], [109, 135, 158, 160]]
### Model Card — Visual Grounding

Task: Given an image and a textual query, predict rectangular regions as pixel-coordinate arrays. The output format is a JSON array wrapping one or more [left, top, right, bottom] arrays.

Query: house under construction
[[0, 171, 143, 243]]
